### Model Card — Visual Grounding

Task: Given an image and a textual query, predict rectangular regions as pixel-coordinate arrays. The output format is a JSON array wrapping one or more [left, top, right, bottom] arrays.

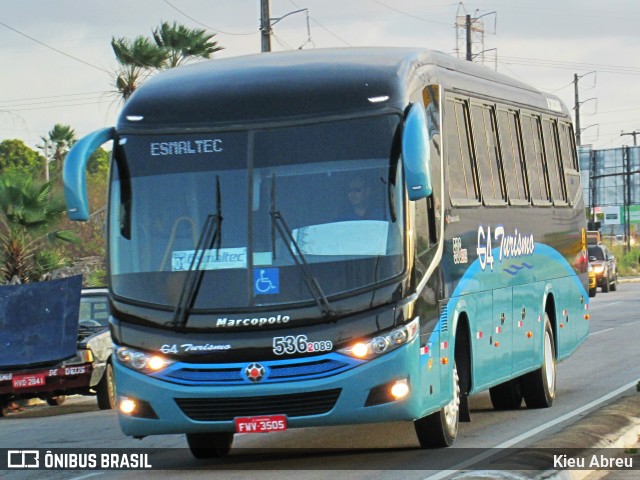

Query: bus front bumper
[[113, 341, 443, 437]]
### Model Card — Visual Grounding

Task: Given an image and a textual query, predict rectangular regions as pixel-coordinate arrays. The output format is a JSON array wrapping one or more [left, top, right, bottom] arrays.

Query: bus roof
[[118, 47, 569, 132]]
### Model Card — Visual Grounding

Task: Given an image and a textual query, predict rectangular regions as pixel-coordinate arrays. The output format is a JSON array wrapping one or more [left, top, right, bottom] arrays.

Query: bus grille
[[175, 388, 341, 421], [156, 356, 358, 385]]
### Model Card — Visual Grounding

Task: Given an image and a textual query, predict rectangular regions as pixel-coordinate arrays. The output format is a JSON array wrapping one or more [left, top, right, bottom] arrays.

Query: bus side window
[[445, 98, 480, 205], [470, 103, 506, 205], [558, 122, 582, 205], [542, 118, 567, 205], [521, 114, 551, 205], [496, 109, 529, 205]]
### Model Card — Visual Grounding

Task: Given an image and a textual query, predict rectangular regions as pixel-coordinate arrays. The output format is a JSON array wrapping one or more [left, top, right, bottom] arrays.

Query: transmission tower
[[455, 2, 497, 69]]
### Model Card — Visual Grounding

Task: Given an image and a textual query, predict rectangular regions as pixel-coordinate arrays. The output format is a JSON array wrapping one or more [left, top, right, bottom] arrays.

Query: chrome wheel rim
[[544, 330, 555, 394], [443, 366, 460, 429]]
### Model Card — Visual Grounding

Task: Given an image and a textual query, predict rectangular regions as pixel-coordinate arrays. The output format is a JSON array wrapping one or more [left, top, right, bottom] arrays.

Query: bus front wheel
[[522, 315, 556, 408], [414, 363, 460, 448], [186, 432, 234, 459]]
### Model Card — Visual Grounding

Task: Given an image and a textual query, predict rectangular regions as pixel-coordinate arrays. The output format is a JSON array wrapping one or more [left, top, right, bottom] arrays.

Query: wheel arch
[[452, 310, 472, 422], [543, 291, 558, 359]]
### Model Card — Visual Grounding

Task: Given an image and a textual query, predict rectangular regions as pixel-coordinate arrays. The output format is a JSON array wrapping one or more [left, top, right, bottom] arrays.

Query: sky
[[1, 0, 639, 151]]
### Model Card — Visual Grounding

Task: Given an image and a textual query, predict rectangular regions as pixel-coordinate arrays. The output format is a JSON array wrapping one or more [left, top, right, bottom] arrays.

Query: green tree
[[87, 147, 110, 176], [0, 172, 76, 283], [152, 21, 223, 68], [0, 139, 45, 178]]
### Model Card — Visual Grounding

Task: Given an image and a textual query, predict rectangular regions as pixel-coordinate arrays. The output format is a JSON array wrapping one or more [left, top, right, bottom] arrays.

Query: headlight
[[116, 346, 175, 373], [338, 318, 419, 360], [593, 265, 604, 274], [62, 349, 94, 365]]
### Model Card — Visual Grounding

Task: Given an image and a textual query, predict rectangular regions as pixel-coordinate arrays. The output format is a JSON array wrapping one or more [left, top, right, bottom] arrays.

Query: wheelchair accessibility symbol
[[254, 268, 279, 295]]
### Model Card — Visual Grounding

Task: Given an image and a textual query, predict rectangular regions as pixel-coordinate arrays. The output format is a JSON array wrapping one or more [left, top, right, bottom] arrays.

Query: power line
[[162, 0, 258, 36], [500, 55, 640, 76], [0, 91, 108, 105], [4, 100, 113, 113], [371, 0, 451, 26], [288, 0, 352, 46], [0, 21, 110, 74]]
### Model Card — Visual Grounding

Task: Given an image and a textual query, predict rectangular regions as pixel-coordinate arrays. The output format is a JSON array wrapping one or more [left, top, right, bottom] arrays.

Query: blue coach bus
[[64, 47, 589, 457]]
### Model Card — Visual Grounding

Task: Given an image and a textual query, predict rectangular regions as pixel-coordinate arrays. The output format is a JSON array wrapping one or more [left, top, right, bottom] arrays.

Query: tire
[[414, 363, 460, 448], [186, 432, 234, 459], [602, 274, 610, 293], [610, 274, 617, 291], [522, 315, 556, 408], [96, 363, 117, 410], [588, 287, 597, 298], [489, 378, 523, 410], [46, 395, 66, 406]]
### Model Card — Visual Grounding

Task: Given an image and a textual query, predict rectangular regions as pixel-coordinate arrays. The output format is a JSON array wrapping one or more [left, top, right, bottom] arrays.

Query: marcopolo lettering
[[149, 139, 223, 156], [216, 314, 291, 328]]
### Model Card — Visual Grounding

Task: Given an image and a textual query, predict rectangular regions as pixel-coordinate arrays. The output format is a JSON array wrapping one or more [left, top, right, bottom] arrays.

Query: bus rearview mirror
[[63, 127, 115, 221], [402, 104, 432, 201]]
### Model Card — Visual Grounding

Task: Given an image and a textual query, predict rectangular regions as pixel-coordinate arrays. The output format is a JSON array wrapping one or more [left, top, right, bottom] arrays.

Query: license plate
[[12, 373, 46, 389], [235, 415, 287, 433]]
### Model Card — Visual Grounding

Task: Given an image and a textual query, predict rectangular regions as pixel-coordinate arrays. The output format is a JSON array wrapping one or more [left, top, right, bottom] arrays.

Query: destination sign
[[149, 139, 223, 156]]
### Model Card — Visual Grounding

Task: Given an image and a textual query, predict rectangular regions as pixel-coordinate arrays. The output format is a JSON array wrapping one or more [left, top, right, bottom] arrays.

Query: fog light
[[390, 379, 410, 400], [119, 397, 137, 415]]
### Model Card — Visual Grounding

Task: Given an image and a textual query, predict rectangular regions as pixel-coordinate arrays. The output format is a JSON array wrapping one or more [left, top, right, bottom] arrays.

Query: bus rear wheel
[[186, 432, 234, 459], [522, 315, 556, 408], [414, 363, 460, 448]]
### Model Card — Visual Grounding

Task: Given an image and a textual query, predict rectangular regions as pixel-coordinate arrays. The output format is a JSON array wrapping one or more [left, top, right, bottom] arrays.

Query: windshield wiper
[[270, 175, 335, 318], [171, 176, 223, 330]]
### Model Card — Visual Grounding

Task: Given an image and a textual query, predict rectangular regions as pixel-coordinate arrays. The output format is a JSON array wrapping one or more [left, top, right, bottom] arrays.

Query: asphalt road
[[2, 281, 639, 480]]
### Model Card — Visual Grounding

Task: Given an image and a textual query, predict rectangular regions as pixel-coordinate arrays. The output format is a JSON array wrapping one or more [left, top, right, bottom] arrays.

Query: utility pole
[[260, 0, 271, 52], [621, 130, 640, 146], [574, 73, 581, 146], [44, 142, 49, 182], [465, 14, 472, 61]]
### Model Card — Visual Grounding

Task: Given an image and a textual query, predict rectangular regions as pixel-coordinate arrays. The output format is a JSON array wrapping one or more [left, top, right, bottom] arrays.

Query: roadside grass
[[608, 245, 640, 277]]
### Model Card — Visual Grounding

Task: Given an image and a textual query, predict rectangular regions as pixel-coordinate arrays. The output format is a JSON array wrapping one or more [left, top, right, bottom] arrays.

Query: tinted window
[[496, 109, 528, 203], [445, 99, 478, 202], [470, 104, 505, 204], [558, 122, 582, 204], [588, 246, 605, 261], [542, 119, 566, 204], [521, 115, 550, 203], [79, 294, 110, 327]]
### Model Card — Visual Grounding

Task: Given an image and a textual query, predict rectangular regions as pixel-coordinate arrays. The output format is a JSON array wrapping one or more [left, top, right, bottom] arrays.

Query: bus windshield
[[109, 114, 405, 311]]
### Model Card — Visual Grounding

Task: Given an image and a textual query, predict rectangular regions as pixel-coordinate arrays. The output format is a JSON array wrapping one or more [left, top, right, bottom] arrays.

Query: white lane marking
[[423, 379, 640, 480], [590, 328, 613, 336], [588, 301, 623, 310]]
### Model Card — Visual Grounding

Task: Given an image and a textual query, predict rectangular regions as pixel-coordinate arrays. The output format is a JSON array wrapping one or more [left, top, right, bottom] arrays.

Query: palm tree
[[111, 36, 167, 102], [43, 124, 76, 177], [152, 21, 224, 68], [0, 173, 76, 283], [111, 23, 224, 102]]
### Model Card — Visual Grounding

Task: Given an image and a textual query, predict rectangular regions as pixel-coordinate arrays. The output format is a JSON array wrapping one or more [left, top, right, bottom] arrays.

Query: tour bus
[[64, 47, 589, 457]]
